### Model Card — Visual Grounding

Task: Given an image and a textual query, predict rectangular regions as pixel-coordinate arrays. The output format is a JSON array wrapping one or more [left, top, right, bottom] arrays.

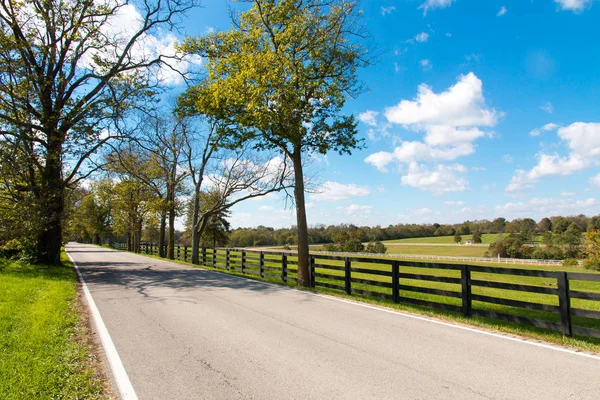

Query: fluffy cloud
[[419, 0, 454, 15], [311, 181, 370, 202], [541, 102, 554, 114], [385, 73, 500, 128], [496, 197, 599, 218], [507, 122, 600, 192], [345, 204, 373, 215], [590, 173, 600, 187], [401, 162, 468, 194], [555, 0, 593, 13], [365, 73, 501, 193], [497, 6, 508, 16], [415, 32, 429, 43], [358, 110, 379, 127], [529, 123, 558, 137]]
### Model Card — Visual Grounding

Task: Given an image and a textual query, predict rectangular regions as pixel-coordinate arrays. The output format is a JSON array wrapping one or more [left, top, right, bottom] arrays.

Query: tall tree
[[0, 0, 197, 263], [181, 0, 370, 285]]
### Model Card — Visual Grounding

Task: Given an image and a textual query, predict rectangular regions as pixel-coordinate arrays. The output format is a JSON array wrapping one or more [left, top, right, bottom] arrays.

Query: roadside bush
[[365, 241, 386, 254], [531, 246, 564, 260], [562, 258, 578, 267], [341, 238, 364, 252], [583, 257, 600, 271]]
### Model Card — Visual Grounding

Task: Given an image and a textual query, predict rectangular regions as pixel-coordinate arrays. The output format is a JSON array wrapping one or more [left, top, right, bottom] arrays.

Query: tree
[[454, 233, 462, 244], [472, 230, 482, 244], [180, 0, 370, 286], [491, 217, 507, 233], [0, 0, 197, 263], [365, 241, 386, 254], [537, 217, 552, 233]]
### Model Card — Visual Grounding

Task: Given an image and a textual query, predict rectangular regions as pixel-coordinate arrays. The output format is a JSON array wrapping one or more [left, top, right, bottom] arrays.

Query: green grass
[[383, 245, 489, 257], [0, 255, 108, 399], [382, 233, 541, 244], [113, 245, 600, 353]]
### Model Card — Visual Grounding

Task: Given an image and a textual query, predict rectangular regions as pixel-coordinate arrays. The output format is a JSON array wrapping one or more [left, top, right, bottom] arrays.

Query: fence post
[[226, 249, 230, 270], [213, 248, 217, 268], [177, 245, 180, 260], [184, 246, 187, 262], [241, 250, 246, 274], [344, 257, 351, 295], [282, 254, 288, 282], [557, 272, 572, 336], [310, 256, 315, 287], [202, 247, 206, 266], [392, 261, 400, 303], [259, 251, 264, 278], [461, 265, 472, 317]]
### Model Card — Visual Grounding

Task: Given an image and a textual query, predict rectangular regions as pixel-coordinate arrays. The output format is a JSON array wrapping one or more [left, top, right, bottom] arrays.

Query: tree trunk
[[36, 139, 64, 265], [159, 210, 167, 257], [190, 192, 201, 264], [167, 185, 175, 260], [292, 148, 311, 286]]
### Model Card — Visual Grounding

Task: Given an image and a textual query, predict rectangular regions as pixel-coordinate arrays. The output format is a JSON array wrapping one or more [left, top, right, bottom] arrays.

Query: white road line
[[67, 252, 138, 400]]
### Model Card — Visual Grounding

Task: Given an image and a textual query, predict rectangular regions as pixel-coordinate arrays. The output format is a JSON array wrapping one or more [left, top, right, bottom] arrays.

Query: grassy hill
[[382, 233, 505, 244]]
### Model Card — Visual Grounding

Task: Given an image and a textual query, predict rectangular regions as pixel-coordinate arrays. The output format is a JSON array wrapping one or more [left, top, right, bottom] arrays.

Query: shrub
[[365, 241, 386, 254], [562, 258, 578, 267], [341, 238, 364, 252], [583, 257, 600, 271], [532, 246, 564, 260]]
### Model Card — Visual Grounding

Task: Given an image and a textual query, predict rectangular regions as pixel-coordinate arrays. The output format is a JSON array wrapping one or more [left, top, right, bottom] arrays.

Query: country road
[[67, 243, 600, 400]]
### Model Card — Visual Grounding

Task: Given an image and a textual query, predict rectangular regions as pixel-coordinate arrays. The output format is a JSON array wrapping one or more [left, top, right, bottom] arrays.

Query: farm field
[[384, 244, 488, 257], [382, 233, 542, 245]]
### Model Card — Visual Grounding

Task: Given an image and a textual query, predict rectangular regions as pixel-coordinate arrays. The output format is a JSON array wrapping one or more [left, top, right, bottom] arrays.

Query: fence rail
[[109, 242, 600, 340]]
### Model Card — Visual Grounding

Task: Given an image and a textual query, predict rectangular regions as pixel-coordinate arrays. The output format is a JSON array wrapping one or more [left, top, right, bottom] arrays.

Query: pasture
[[382, 233, 542, 244]]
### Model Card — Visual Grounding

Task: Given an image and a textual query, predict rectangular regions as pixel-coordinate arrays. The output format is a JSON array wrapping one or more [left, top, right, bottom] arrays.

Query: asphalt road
[[67, 243, 600, 400]]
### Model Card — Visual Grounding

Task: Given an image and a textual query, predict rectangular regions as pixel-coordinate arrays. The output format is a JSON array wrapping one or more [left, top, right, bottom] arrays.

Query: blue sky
[[176, 0, 600, 229]]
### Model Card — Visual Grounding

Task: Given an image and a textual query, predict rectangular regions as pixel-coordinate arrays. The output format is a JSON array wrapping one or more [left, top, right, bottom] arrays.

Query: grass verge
[[115, 247, 600, 355], [0, 254, 112, 399]]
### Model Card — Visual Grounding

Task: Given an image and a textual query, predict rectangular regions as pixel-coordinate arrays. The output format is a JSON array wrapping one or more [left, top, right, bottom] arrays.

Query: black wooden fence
[[110, 242, 600, 340]]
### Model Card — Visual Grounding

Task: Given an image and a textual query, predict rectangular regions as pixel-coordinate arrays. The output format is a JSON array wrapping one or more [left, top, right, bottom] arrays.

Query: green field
[[382, 233, 540, 244], [0, 256, 108, 399], [384, 245, 489, 257]]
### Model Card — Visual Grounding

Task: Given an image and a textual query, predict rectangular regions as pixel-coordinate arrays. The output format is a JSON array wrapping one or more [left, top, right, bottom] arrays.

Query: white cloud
[[503, 154, 514, 163], [590, 173, 600, 187], [258, 205, 275, 211], [366, 73, 500, 177], [381, 6, 396, 15], [345, 204, 373, 215], [419, 0, 454, 15], [529, 122, 558, 137], [401, 162, 468, 194], [555, 0, 592, 13], [496, 197, 599, 218], [506, 122, 600, 192], [414, 207, 432, 215], [446, 32, 452, 37], [358, 110, 379, 127], [541, 102, 554, 114], [445, 200, 465, 206], [311, 181, 370, 201], [420, 59, 432, 71], [385, 73, 500, 128], [415, 32, 430, 43], [87, 2, 200, 85], [561, 192, 577, 196], [497, 6, 508, 16]]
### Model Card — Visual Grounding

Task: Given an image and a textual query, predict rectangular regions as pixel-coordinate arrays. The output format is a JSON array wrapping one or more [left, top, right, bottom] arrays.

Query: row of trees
[[0, 0, 370, 287]]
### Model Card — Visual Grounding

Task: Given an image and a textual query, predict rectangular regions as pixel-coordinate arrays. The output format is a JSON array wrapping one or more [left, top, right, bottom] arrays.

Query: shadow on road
[[74, 257, 302, 303]]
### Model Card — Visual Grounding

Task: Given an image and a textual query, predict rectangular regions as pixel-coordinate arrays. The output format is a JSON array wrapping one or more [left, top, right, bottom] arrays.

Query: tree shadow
[[75, 259, 307, 304]]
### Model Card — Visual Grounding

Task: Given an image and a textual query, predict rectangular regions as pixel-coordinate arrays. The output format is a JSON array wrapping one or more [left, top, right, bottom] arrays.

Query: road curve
[[67, 243, 600, 400]]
